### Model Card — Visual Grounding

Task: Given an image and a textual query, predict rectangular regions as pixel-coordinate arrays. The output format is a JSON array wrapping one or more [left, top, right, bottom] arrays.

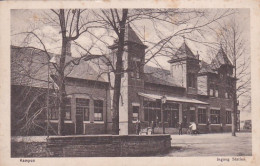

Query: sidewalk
[[160, 132, 252, 156]]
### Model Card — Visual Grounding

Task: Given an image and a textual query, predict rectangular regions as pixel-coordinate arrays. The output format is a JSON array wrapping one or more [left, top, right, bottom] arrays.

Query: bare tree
[[12, 9, 102, 135], [91, 9, 235, 134], [216, 18, 250, 136], [12, 9, 235, 135]]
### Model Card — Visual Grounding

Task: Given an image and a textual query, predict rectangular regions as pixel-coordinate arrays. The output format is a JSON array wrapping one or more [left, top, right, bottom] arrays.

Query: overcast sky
[[11, 9, 251, 120]]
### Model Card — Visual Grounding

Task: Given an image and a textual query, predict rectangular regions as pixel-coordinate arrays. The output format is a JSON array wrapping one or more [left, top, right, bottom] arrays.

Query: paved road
[[160, 132, 252, 156]]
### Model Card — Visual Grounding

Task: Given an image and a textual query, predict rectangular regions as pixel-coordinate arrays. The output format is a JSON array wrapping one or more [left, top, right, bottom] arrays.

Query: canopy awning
[[138, 92, 209, 105]]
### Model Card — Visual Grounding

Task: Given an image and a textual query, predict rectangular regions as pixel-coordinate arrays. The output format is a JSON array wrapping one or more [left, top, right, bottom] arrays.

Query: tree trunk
[[111, 9, 128, 135], [57, 9, 67, 135], [232, 29, 237, 137]]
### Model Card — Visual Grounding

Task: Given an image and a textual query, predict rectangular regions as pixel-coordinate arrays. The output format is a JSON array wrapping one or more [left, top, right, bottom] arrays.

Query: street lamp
[[161, 95, 167, 134]]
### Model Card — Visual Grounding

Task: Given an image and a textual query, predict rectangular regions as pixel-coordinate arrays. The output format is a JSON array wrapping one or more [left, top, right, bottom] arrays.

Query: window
[[94, 100, 103, 121], [215, 86, 219, 97], [225, 92, 228, 99], [209, 85, 214, 96], [210, 109, 220, 124], [143, 100, 161, 123], [198, 108, 206, 124], [64, 98, 71, 120], [188, 73, 196, 88], [132, 106, 139, 121], [190, 107, 196, 122], [226, 111, 232, 124], [130, 58, 141, 79], [76, 98, 89, 121], [50, 107, 58, 120]]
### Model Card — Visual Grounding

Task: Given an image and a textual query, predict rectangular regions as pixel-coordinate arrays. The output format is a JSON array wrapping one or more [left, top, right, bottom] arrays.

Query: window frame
[[94, 100, 103, 121], [132, 106, 139, 122], [210, 109, 220, 124], [76, 98, 90, 121], [198, 108, 207, 124], [226, 110, 232, 124], [188, 73, 196, 88]]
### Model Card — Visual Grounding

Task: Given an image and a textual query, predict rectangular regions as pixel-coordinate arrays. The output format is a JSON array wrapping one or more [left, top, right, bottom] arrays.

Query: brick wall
[[47, 135, 171, 157]]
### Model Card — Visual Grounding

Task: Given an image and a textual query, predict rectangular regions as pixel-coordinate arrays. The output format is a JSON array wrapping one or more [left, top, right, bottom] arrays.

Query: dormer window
[[188, 73, 196, 88]]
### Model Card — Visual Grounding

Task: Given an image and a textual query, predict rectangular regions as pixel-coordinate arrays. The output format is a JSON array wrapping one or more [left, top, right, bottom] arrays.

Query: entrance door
[[75, 109, 84, 134], [172, 109, 179, 128]]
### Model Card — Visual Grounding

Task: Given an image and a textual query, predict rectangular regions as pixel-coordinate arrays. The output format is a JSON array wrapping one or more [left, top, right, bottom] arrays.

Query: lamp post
[[161, 95, 167, 134]]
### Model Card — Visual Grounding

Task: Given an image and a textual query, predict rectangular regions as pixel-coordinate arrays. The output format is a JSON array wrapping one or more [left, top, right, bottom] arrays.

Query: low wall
[[47, 135, 171, 157], [11, 142, 48, 157]]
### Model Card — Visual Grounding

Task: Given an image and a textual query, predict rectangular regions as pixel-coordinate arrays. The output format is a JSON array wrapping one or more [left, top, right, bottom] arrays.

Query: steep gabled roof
[[144, 65, 183, 88], [125, 24, 146, 46], [108, 24, 147, 49], [199, 60, 217, 74], [211, 47, 233, 69], [168, 42, 198, 63]]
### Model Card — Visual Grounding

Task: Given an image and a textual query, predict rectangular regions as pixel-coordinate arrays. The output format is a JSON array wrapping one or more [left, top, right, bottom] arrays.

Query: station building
[[11, 25, 239, 136]]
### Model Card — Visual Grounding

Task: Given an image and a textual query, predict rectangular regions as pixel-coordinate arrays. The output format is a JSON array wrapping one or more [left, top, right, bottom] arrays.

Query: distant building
[[11, 25, 239, 136]]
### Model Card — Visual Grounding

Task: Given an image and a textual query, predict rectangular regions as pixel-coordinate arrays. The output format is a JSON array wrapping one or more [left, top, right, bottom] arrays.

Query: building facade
[[11, 25, 239, 136]]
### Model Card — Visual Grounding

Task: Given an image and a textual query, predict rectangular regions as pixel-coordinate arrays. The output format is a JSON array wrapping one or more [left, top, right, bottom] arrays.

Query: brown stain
[[33, 14, 39, 21], [103, 0, 111, 2], [154, 0, 180, 8], [81, 2, 86, 6], [167, 0, 180, 8]]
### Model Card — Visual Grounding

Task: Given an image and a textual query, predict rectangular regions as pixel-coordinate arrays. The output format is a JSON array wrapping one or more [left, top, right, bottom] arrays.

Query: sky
[[10, 9, 251, 120]]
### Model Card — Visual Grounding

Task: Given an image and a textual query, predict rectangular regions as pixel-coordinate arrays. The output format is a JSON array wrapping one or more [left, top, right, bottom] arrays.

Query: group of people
[[136, 120, 199, 135], [135, 120, 157, 135]]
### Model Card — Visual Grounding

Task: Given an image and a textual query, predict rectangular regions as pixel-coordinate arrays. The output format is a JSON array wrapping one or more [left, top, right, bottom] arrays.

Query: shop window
[[198, 108, 206, 124], [76, 98, 89, 121], [226, 111, 232, 124], [94, 100, 103, 121], [143, 100, 161, 123], [132, 106, 139, 121], [210, 109, 220, 124]]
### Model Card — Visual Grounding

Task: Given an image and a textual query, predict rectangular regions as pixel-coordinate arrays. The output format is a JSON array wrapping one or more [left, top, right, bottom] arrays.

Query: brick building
[[11, 25, 239, 136]]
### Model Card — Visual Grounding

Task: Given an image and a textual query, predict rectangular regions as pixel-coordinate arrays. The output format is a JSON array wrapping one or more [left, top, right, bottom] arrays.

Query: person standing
[[136, 120, 141, 135], [151, 121, 156, 134], [178, 122, 183, 135]]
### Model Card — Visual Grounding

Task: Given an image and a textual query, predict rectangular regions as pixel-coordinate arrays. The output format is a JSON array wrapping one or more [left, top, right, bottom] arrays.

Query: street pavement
[[159, 132, 252, 156]]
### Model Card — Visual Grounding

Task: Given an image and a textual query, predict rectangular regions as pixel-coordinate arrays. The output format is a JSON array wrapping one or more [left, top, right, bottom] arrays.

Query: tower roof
[[168, 42, 198, 63], [108, 24, 147, 49], [125, 24, 146, 46], [211, 47, 233, 69]]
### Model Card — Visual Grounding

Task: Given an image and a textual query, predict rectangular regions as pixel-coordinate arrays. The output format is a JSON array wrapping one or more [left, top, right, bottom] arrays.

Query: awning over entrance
[[138, 92, 209, 105]]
